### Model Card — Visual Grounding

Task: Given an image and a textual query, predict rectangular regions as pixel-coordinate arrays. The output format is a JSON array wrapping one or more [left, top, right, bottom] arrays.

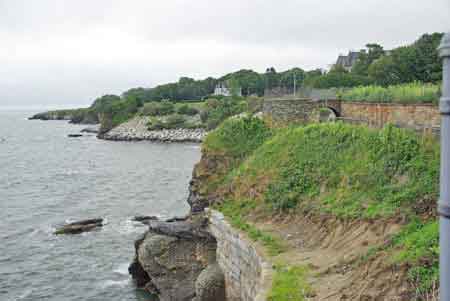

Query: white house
[[214, 83, 242, 97]]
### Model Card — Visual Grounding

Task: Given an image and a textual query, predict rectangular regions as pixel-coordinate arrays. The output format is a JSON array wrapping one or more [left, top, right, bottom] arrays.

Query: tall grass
[[339, 82, 440, 104]]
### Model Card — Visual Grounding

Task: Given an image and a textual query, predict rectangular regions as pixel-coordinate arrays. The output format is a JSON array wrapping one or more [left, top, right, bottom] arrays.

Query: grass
[[203, 118, 440, 297], [339, 82, 440, 104], [173, 101, 205, 111], [268, 264, 312, 301], [391, 220, 439, 295], [217, 199, 285, 256], [204, 116, 273, 160]]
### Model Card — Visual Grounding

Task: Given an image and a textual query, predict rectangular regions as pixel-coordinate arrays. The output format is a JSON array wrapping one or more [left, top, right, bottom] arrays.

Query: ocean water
[[0, 111, 201, 301]]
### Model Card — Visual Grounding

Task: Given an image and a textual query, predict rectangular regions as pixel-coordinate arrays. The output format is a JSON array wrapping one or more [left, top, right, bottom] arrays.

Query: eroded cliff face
[[187, 150, 235, 213]]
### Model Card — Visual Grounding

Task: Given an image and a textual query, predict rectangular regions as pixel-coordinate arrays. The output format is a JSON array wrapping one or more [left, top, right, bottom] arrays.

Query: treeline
[[75, 32, 443, 127], [310, 32, 443, 88]]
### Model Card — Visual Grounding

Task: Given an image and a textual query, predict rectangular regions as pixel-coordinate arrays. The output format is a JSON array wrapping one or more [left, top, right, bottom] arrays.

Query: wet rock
[[68, 134, 83, 138], [132, 215, 158, 224], [165, 215, 189, 223], [80, 125, 100, 134], [54, 218, 103, 235]]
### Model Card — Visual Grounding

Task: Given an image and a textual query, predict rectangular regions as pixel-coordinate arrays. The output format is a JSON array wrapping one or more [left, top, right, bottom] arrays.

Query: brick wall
[[207, 210, 272, 301]]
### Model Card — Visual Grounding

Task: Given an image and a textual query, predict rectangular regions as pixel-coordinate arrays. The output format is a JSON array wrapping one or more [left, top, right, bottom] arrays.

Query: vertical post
[[293, 73, 297, 97], [439, 32, 450, 301]]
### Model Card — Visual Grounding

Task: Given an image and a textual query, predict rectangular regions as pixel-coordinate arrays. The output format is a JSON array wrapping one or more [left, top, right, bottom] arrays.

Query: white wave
[[99, 279, 130, 289], [14, 288, 33, 300], [113, 262, 130, 276]]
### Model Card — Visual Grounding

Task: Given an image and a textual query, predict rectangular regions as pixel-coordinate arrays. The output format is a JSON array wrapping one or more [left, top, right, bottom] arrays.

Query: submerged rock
[[132, 215, 158, 224], [54, 218, 103, 235], [80, 125, 100, 134]]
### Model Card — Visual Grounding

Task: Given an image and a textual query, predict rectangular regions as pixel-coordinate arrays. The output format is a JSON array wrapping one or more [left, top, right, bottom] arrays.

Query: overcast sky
[[0, 0, 449, 109]]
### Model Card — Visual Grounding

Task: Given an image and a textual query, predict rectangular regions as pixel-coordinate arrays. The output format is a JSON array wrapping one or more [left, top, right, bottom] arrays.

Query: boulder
[[54, 218, 103, 235], [129, 215, 218, 301], [194, 264, 225, 301]]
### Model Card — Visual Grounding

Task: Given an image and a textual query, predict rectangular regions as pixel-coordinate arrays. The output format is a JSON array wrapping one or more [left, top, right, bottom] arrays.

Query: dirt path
[[254, 215, 412, 300]]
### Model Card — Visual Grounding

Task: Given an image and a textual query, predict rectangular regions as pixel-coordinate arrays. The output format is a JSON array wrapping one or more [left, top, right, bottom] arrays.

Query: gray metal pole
[[439, 32, 450, 301]]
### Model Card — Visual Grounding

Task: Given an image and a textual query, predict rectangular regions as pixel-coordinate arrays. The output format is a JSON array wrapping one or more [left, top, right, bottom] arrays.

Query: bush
[[147, 118, 165, 130], [339, 82, 440, 104], [177, 104, 199, 116], [165, 114, 186, 128], [147, 114, 187, 130], [201, 97, 246, 130], [142, 101, 175, 116], [204, 116, 272, 159]]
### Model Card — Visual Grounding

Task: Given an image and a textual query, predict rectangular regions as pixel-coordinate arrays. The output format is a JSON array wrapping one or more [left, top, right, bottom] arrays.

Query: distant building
[[214, 82, 242, 97], [335, 50, 365, 71]]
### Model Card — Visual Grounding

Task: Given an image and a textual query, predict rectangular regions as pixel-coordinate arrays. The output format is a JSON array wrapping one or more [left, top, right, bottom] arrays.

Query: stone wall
[[207, 210, 272, 301], [340, 102, 440, 130], [263, 98, 320, 123], [263, 98, 440, 131]]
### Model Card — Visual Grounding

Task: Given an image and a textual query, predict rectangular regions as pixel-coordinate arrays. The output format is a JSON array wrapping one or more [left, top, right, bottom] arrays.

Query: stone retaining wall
[[340, 102, 440, 130], [263, 98, 320, 123], [263, 98, 440, 131], [207, 210, 272, 301]]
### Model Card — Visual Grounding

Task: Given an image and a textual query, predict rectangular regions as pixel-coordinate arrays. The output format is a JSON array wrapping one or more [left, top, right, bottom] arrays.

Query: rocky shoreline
[[99, 116, 207, 143]]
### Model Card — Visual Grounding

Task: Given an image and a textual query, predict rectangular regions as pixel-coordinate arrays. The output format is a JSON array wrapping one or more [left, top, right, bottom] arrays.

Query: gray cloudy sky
[[0, 0, 449, 109]]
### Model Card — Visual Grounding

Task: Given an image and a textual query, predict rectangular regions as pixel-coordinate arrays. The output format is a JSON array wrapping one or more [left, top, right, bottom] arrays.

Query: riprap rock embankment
[[100, 116, 207, 142]]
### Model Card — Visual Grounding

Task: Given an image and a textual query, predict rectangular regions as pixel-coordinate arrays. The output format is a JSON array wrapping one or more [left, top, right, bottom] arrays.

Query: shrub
[[204, 116, 272, 159], [165, 114, 186, 129], [147, 118, 165, 130], [177, 104, 199, 116], [142, 101, 175, 116], [147, 114, 187, 130], [339, 82, 440, 103], [201, 97, 246, 130]]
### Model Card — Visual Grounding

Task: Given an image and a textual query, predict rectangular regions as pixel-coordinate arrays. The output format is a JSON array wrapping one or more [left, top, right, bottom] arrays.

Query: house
[[214, 82, 242, 97], [335, 50, 365, 71]]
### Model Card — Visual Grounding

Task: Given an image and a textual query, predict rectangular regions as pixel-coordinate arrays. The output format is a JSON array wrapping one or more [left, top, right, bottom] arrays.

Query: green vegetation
[[142, 101, 175, 116], [217, 199, 285, 256], [176, 104, 199, 116], [306, 32, 443, 89], [204, 116, 272, 159], [339, 82, 440, 104], [311, 66, 372, 89], [268, 264, 312, 301], [200, 97, 247, 130], [203, 118, 439, 297], [391, 220, 439, 294]]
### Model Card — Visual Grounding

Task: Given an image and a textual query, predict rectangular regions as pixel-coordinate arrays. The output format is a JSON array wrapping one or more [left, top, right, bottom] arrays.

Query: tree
[[312, 73, 371, 89], [368, 55, 398, 86], [279, 68, 305, 90], [352, 43, 385, 76], [413, 33, 444, 82], [264, 67, 279, 90]]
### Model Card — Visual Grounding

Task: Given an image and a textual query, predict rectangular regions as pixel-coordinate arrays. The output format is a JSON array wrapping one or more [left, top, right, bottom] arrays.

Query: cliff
[[130, 116, 439, 300]]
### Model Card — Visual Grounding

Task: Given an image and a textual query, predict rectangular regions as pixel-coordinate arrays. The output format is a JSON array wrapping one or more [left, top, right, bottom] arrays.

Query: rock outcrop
[[129, 214, 224, 301], [54, 218, 103, 235]]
